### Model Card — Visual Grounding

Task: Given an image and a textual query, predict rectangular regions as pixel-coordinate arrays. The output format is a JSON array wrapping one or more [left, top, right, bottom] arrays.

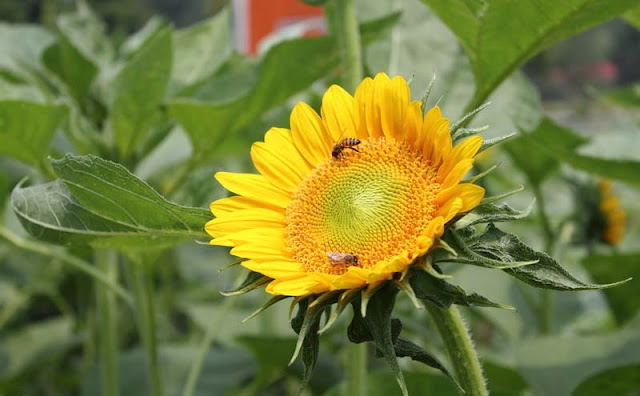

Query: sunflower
[[598, 179, 625, 245], [206, 73, 485, 297]]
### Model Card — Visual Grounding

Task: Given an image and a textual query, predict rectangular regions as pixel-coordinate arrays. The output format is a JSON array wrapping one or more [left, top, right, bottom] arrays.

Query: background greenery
[[0, 0, 639, 395]]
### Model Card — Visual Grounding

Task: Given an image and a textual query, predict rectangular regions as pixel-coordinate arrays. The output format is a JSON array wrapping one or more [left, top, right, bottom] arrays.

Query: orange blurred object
[[233, 0, 327, 55]]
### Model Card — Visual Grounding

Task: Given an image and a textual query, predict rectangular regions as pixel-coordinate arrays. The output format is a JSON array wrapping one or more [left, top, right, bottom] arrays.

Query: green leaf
[[108, 24, 172, 161], [467, 223, 629, 290], [483, 360, 530, 396], [56, 4, 114, 66], [410, 268, 513, 310], [0, 24, 55, 71], [357, 284, 408, 396], [236, 336, 296, 389], [11, 154, 209, 249], [168, 35, 339, 161], [515, 321, 640, 395], [623, 5, 640, 29], [523, 118, 640, 186], [582, 253, 640, 326], [422, 0, 638, 106], [290, 298, 323, 392], [168, 13, 399, 161], [170, 9, 231, 95], [81, 345, 255, 396], [455, 200, 534, 228], [0, 100, 68, 165], [43, 32, 98, 105], [571, 364, 640, 396], [392, 337, 459, 391], [0, 318, 78, 381]]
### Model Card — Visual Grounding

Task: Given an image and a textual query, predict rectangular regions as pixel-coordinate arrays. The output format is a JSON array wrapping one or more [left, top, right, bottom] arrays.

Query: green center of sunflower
[[285, 137, 440, 275]]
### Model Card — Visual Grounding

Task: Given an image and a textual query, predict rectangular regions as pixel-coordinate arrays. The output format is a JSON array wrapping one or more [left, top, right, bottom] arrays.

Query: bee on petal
[[326, 252, 359, 266], [332, 133, 361, 159]]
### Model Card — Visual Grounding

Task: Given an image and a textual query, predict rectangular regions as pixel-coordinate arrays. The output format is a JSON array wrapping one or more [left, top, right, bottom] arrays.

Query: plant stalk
[[345, 342, 367, 396], [128, 258, 164, 396], [426, 303, 487, 396], [95, 250, 119, 396], [334, 0, 363, 93]]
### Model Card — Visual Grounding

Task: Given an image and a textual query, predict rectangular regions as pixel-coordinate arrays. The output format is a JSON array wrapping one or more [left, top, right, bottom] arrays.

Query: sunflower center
[[284, 137, 440, 275]]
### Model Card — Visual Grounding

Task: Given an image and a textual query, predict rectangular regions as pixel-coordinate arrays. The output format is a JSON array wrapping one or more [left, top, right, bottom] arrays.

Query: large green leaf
[[11, 154, 209, 249], [108, 24, 172, 162], [56, 3, 114, 67], [170, 9, 231, 94], [168, 35, 339, 161], [582, 253, 640, 326], [455, 224, 629, 291], [523, 118, 640, 186], [571, 364, 640, 396], [0, 24, 54, 71], [0, 100, 68, 165], [421, 0, 638, 106]]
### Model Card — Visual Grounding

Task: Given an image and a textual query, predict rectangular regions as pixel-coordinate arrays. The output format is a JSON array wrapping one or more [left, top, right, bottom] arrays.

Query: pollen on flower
[[284, 137, 440, 275]]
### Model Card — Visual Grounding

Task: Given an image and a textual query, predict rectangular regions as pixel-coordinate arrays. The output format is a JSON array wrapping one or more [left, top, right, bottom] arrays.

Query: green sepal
[[465, 223, 632, 290], [347, 284, 408, 395], [289, 298, 323, 393], [220, 271, 270, 296], [481, 185, 524, 205], [451, 102, 491, 135], [391, 337, 462, 393], [455, 199, 535, 228], [409, 267, 514, 310], [466, 162, 499, 184], [319, 288, 361, 334], [478, 133, 516, 153], [420, 72, 437, 114], [242, 295, 289, 323]]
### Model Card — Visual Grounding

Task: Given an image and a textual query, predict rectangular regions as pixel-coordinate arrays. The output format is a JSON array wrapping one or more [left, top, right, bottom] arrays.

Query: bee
[[332, 134, 361, 159], [326, 252, 359, 266]]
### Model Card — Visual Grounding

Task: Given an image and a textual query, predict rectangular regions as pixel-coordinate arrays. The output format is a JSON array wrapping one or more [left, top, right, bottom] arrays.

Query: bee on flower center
[[332, 135, 361, 159], [326, 252, 359, 266]]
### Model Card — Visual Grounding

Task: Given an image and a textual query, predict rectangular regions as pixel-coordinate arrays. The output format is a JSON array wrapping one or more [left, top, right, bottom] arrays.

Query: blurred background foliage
[[0, 0, 639, 395]]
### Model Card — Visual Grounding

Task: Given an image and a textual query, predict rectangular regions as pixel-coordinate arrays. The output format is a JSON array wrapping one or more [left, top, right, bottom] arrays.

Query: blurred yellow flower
[[599, 179, 625, 245], [206, 73, 485, 296]]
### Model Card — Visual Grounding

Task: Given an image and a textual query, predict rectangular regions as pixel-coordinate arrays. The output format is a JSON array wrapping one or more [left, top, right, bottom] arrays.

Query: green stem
[[0, 226, 133, 306], [345, 342, 367, 396], [128, 258, 163, 396], [426, 303, 487, 396], [334, 0, 363, 93], [532, 184, 555, 334], [182, 297, 236, 396], [95, 250, 119, 396]]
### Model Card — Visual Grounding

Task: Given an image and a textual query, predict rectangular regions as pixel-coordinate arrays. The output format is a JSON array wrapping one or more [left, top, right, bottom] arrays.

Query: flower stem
[[334, 0, 363, 93], [345, 342, 367, 396], [95, 250, 119, 396], [426, 303, 487, 396], [127, 258, 163, 396]]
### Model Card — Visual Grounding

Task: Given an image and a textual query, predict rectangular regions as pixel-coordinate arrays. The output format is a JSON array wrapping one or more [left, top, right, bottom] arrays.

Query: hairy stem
[[345, 342, 368, 396], [427, 303, 487, 396]]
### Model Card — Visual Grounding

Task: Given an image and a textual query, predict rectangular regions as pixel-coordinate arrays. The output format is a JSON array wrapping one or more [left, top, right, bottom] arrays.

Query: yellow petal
[[209, 196, 283, 217], [434, 197, 463, 222], [215, 172, 291, 208], [321, 85, 355, 140], [209, 227, 284, 247], [290, 102, 333, 166], [380, 74, 410, 139], [439, 158, 473, 190], [266, 275, 330, 296], [353, 77, 374, 140], [206, 209, 283, 236], [437, 183, 485, 212], [230, 232, 290, 262], [403, 101, 423, 147], [242, 260, 304, 278], [438, 136, 483, 181], [251, 141, 306, 192], [418, 106, 444, 153]]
